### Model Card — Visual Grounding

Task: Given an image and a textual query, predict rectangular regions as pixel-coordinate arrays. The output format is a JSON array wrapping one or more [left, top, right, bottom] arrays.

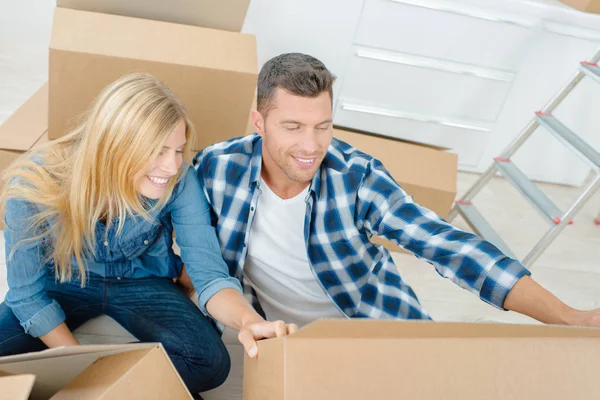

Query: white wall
[[0, 0, 55, 124]]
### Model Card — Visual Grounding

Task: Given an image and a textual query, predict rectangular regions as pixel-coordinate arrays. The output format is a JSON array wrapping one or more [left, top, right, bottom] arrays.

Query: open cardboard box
[[0, 84, 49, 229], [0, 343, 192, 400], [56, 0, 251, 32], [244, 319, 600, 400], [333, 127, 458, 253], [49, 7, 258, 151]]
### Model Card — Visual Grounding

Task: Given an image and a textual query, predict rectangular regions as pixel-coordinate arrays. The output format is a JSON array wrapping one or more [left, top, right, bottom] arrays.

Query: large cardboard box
[[245, 319, 600, 400], [560, 0, 600, 12], [333, 127, 458, 252], [56, 0, 250, 32], [0, 84, 49, 229], [49, 7, 258, 151], [0, 343, 192, 400]]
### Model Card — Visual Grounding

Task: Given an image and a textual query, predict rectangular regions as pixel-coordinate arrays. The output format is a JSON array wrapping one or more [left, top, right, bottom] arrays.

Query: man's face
[[254, 88, 333, 186]]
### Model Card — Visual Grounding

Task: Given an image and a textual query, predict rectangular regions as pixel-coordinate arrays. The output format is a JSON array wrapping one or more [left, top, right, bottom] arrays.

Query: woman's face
[[137, 119, 187, 199]]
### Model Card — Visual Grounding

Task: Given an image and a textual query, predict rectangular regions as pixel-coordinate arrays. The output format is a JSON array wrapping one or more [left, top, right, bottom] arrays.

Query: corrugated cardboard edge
[[289, 319, 600, 340]]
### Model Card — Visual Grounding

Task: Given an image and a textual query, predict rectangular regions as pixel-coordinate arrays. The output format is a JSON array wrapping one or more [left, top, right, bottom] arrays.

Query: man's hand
[[238, 320, 299, 358], [565, 309, 600, 328], [504, 275, 600, 327]]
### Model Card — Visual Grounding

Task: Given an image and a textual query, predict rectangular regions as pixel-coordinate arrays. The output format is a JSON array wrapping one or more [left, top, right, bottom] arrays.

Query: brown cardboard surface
[[560, 0, 600, 12], [51, 348, 191, 399], [242, 336, 284, 400], [244, 319, 600, 400], [57, 0, 250, 31], [0, 343, 192, 400], [333, 128, 458, 253], [49, 8, 257, 151], [0, 84, 49, 230], [0, 374, 36, 400]]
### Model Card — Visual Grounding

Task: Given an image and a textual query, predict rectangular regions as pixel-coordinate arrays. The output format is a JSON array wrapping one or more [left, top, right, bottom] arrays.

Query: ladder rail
[[451, 58, 592, 216], [522, 174, 600, 266], [449, 46, 600, 267]]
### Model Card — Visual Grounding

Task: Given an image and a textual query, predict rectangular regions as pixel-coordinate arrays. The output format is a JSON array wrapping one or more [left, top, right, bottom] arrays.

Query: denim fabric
[[0, 272, 230, 394], [3, 166, 242, 337]]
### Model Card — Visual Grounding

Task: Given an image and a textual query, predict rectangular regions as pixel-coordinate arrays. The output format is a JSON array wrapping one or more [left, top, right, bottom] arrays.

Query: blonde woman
[[0, 73, 297, 396]]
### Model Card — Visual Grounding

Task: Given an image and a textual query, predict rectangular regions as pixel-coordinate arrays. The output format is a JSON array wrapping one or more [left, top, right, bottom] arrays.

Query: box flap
[[0, 374, 36, 400], [56, 0, 250, 32], [0, 343, 156, 364], [0, 343, 160, 400], [289, 319, 600, 340], [50, 8, 257, 74], [51, 348, 192, 399], [0, 84, 48, 152], [333, 128, 457, 195]]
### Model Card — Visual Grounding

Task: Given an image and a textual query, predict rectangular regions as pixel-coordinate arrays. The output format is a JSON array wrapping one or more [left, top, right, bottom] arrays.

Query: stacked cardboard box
[[0, 1, 257, 397], [48, 4, 258, 151], [0, 84, 49, 229]]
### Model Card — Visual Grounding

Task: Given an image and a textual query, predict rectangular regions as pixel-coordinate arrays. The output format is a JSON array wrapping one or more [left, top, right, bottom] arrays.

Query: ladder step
[[494, 158, 563, 224], [581, 61, 600, 84], [455, 201, 516, 258], [535, 112, 600, 170]]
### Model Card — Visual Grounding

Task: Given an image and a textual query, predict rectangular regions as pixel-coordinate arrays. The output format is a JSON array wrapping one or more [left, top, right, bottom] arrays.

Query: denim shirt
[[3, 166, 242, 337]]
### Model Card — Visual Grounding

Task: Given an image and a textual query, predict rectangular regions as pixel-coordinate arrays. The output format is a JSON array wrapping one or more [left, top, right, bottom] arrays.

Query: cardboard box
[[49, 7, 258, 151], [0, 343, 192, 400], [245, 319, 600, 400], [560, 0, 600, 12], [0, 84, 49, 229], [333, 127, 458, 252], [56, 0, 251, 32]]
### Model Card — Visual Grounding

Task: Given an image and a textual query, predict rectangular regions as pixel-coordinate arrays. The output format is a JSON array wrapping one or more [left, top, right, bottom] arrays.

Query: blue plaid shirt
[[193, 134, 531, 320]]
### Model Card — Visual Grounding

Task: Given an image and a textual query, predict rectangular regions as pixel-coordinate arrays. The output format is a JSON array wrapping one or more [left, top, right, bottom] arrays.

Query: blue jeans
[[0, 273, 230, 394]]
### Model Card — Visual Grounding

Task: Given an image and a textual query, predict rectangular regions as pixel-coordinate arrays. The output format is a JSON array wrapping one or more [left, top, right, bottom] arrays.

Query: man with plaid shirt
[[192, 53, 600, 354]]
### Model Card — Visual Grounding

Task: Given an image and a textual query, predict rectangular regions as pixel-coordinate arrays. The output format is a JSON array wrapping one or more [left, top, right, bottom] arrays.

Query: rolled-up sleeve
[[4, 198, 66, 337], [169, 166, 242, 315]]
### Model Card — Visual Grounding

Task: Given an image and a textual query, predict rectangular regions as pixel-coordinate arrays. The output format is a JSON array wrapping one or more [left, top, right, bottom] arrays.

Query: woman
[[0, 73, 296, 395]]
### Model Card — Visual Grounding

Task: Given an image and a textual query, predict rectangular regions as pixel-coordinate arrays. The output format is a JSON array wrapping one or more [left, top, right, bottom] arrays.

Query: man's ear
[[251, 109, 265, 136]]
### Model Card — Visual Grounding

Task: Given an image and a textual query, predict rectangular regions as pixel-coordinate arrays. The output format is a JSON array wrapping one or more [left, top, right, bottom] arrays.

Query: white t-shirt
[[243, 179, 345, 326]]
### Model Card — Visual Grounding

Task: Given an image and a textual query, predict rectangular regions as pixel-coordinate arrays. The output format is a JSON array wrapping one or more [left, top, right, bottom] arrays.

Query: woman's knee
[[168, 338, 231, 393]]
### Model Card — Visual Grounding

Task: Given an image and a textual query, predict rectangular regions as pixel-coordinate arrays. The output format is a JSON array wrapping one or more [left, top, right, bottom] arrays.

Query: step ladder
[[449, 48, 600, 267]]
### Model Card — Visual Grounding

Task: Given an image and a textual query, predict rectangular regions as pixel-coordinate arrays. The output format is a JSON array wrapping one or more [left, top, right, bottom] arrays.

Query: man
[[193, 53, 600, 356]]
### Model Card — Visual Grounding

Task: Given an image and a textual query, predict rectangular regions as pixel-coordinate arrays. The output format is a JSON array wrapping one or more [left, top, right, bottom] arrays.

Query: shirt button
[[143, 240, 149, 245], [103, 241, 109, 246], [250, 207, 255, 212], [117, 277, 121, 280]]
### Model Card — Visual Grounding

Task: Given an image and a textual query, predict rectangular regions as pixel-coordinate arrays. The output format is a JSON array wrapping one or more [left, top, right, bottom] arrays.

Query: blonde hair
[[1, 73, 196, 284]]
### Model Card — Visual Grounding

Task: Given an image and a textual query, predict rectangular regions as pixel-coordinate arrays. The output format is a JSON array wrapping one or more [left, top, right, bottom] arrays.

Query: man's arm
[[357, 158, 600, 326], [504, 275, 600, 326]]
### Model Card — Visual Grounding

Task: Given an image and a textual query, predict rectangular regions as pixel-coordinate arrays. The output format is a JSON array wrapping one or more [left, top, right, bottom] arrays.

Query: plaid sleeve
[[355, 158, 531, 309]]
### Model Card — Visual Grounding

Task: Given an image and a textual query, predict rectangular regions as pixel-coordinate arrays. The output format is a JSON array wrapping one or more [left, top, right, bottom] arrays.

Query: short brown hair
[[257, 53, 336, 116]]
